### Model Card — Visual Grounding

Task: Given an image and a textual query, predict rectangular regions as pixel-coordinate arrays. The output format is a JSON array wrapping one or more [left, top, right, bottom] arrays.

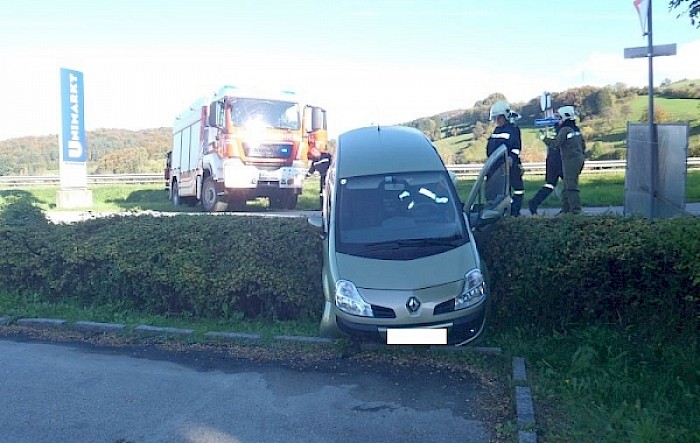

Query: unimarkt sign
[[57, 67, 92, 209], [59, 67, 88, 190], [60, 68, 87, 163]]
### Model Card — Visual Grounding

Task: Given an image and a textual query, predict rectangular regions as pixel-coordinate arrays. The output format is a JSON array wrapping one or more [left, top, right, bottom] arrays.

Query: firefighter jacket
[[308, 152, 332, 177], [544, 122, 585, 163], [486, 122, 522, 163]]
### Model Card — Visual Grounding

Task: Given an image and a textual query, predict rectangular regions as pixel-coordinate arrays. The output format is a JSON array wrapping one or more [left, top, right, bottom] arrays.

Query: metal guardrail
[[1, 159, 699, 186], [448, 158, 700, 177], [0, 173, 167, 187]]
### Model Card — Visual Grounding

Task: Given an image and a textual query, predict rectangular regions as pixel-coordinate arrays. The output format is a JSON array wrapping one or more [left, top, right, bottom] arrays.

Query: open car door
[[464, 144, 512, 229]]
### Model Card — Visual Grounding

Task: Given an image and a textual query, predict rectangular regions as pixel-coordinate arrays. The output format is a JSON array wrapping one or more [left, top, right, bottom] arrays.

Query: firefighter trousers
[[561, 156, 584, 214]]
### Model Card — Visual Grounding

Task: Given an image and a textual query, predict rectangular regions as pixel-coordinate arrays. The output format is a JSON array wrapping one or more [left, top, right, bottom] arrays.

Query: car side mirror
[[468, 207, 502, 229], [307, 215, 323, 228], [307, 215, 326, 239]]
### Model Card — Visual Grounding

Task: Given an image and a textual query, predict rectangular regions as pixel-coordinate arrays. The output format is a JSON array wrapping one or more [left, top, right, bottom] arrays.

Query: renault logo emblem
[[406, 297, 421, 313]]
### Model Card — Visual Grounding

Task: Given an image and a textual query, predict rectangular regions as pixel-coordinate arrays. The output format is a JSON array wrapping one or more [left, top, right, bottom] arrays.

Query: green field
[[2, 170, 699, 213]]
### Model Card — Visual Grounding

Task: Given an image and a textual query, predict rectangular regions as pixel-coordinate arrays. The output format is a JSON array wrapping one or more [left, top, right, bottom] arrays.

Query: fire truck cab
[[168, 85, 327, 212]]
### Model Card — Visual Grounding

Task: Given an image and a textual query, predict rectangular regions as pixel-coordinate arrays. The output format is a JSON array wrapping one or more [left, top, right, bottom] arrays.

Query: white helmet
[[489, 100, 511, 120], [558, 106, 577, 121]]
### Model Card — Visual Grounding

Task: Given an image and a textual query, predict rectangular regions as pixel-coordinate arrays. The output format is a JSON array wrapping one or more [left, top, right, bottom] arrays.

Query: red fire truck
[[167, 85, 327, 211]]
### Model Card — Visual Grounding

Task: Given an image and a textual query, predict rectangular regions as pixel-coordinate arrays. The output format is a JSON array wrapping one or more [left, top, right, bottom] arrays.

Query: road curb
[[203, 330, 263, 343], [74, 320, 127, 333], [16, 318, 67, 328], [134, 324, 195, 337], [512, 356, 538, 443]]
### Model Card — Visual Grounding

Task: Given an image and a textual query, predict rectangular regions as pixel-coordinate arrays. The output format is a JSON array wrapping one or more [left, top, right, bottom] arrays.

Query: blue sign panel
[[60, 68, 87, 163]]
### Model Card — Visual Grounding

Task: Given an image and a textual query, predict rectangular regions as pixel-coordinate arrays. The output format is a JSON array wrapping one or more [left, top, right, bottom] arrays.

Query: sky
[[1, 0, 699, 141]]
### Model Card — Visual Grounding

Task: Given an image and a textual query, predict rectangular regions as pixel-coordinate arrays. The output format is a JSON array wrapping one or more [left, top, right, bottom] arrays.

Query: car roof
[[336, 126, 445, 178]]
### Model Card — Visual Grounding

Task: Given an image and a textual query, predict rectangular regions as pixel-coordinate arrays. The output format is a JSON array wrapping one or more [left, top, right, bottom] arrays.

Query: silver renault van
[[308, 125, 511, 345]]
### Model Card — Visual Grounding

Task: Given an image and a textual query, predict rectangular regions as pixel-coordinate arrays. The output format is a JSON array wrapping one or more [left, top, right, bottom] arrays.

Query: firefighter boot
[[567, 189, 582, 214], [528, 187, 553, 215], [511, 194, 523, 217]]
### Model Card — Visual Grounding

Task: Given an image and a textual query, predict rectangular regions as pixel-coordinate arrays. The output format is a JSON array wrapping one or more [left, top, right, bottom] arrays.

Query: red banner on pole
[[633, 0, 650, 35]]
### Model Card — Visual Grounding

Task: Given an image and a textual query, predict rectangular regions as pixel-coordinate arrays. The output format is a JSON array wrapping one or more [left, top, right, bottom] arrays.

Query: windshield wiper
[[361, 235, 464, 251]]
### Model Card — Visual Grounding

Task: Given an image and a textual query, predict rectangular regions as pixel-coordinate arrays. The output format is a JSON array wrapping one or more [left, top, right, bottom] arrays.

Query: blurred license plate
[[386, 328, 447, 345]]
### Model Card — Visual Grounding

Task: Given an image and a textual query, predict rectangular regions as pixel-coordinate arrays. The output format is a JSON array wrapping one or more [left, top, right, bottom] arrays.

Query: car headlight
[[335, 280, 373, 317], [455, 269, 485, 310]]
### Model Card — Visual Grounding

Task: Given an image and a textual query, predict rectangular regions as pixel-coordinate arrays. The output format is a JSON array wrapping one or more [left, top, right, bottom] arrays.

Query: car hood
[[334, 244, 478, 290]]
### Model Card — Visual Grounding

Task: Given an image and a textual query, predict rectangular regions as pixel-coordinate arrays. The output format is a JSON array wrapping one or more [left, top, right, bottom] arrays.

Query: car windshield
[[335, 171, 468, 260], [229, 98, 300, 130]]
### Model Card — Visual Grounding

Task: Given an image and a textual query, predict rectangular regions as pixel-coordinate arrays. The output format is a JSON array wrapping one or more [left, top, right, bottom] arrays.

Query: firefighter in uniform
[[307, 147, 332, 209], [528, 117, 563, 215], [543, 106, 586, 214], [485, 100, 525, 216]]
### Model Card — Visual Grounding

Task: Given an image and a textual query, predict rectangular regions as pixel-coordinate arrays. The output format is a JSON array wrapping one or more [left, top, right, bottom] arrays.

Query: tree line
[[0, 128, 171, 176], [0, 79, 697, 176], [404, 79, 699, 142]]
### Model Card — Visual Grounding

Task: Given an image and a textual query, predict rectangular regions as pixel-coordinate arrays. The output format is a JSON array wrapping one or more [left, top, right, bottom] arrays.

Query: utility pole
[[647, 1, 657, 219], [624, 0, 676, 218]]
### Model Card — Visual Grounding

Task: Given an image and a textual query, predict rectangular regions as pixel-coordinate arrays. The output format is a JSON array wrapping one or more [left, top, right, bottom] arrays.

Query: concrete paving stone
[[273, 335, 334, 345], [203, 331, 263, 343], [429, 345, 502, 355], [134, 324, 194, 336], [515, 386, 536, 427], [513, 356, 528, 382], [16, 318, 67, 328], [73, 321, 126, 333]]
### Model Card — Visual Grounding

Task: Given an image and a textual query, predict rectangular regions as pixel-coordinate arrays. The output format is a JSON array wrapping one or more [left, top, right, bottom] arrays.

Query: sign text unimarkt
[[60, 68, 87, 163]]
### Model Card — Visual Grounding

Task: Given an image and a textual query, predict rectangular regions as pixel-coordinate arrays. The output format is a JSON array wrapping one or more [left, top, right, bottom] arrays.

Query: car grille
[[371, 305, 396, 318], [433, 298, 455, 315]]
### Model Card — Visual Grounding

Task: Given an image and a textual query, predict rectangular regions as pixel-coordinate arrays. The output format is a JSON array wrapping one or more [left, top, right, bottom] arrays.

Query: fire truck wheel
[[285, 192, 298, 210], [268, 195, 283, 210], [202, 176, 229, 212]]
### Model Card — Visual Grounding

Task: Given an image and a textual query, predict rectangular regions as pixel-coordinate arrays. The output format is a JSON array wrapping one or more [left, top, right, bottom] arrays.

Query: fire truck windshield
[[230, 98, 300, 130]]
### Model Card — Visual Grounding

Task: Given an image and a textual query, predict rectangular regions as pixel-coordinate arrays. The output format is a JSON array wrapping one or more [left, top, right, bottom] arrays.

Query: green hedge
[[1, 196, 698, 338], [0, 196, 323, 321], [481, 216, 700, 338]]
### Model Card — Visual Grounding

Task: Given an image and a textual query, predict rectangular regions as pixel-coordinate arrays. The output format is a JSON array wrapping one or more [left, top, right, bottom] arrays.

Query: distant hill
[[407, 79, 700, 164], [0, 127, 171, 175]]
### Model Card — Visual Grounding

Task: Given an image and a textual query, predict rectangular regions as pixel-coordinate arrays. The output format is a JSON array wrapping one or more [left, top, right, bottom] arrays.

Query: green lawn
[[2, 170, 699, 213]]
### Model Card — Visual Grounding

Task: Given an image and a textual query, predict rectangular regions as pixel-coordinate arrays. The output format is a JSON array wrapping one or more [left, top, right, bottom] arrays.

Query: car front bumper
[[335, 306, 486, 346]]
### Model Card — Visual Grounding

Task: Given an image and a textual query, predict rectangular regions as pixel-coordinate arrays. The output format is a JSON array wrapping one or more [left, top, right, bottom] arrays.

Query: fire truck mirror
[[208, 102, 219, 128]]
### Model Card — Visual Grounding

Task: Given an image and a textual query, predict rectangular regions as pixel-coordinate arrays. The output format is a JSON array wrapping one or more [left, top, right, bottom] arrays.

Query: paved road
[[0, 336, 497, 443]]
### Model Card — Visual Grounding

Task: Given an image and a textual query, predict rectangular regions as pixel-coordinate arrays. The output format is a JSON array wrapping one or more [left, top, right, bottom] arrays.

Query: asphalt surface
[[0, 328, 509, 443]]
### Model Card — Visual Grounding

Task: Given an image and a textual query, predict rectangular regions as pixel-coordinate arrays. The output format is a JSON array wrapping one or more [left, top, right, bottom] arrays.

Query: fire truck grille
[[243, 143, 292, 159]]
